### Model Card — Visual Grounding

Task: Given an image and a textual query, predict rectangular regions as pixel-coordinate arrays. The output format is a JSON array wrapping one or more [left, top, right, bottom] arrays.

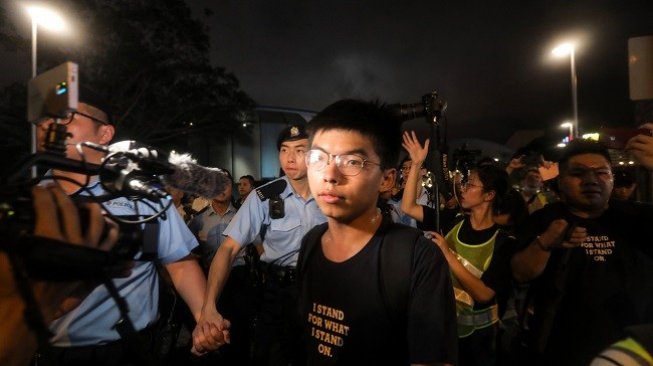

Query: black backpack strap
[[379, 221, 421, 330], [297, 223, 328, 277], [297, 223, 328, 321]]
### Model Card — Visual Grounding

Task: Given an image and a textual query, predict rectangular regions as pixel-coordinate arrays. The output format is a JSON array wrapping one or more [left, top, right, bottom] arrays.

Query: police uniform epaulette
[[255, 178, 288, 202]]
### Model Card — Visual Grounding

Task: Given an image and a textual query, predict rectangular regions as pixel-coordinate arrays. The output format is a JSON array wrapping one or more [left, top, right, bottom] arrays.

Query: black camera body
[[1, 63, 166, 281], [0, 185, 151, 281]]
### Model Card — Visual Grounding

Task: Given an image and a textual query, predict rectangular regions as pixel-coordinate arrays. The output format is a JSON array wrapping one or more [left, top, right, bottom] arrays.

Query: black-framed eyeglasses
[[305, 149, 381, 176], [32, 111, 110, 126], [460, 182, 484, 191]]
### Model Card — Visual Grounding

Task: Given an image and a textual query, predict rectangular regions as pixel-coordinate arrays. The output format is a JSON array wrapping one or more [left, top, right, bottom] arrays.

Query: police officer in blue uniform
[[33, 88, 208, 365], [193, 125, 326, 365]]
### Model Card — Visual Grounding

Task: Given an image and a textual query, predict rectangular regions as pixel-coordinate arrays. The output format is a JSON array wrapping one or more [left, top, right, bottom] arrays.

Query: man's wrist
[[533, 236, 552, 252]]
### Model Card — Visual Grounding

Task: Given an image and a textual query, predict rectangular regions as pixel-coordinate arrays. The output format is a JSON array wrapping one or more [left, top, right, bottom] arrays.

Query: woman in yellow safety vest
[[401, 131, 515, 366]]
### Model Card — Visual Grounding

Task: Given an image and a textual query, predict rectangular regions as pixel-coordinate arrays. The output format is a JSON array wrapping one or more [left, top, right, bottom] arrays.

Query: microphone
[[163, 151, 231, 199], [387, 91, 447, 122], [100, 141, 230, 200]]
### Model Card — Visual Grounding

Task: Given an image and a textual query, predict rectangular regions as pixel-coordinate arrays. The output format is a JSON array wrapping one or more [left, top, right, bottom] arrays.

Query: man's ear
[[379, 168, 397, 193], [98, 124, 115, 145]]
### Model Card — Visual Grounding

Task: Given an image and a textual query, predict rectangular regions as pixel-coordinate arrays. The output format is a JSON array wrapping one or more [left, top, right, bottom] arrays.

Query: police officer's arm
[[401, 131, 429, 222], [511, 219, 586, 283], [192, 236, 241, 354], [164, 255, 206, 321]]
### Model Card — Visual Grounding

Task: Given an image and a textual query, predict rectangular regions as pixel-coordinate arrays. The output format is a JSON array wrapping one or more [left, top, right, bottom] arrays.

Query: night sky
[[185, 0, 653, 144], [3, 0, 653, 145]]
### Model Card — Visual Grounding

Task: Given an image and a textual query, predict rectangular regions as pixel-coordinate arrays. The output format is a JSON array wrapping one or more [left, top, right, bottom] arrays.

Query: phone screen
[[599, 127, 652, 149]]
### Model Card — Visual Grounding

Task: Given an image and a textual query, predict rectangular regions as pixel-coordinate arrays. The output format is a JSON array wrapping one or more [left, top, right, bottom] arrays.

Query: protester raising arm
[[400, 131, 430, 222]]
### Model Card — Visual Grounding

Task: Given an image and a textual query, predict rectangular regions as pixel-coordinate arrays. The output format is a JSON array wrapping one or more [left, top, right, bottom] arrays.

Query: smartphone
[[599, 127, 652, 150], [27, 62, 79, 123]]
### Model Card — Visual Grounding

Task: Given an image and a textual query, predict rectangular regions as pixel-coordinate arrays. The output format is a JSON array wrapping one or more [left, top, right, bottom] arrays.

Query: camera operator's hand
[[192, 307, 231, 355], [626, 123, 653, 171], [31, 185, 127, 321], [0, 185, 127, 366]]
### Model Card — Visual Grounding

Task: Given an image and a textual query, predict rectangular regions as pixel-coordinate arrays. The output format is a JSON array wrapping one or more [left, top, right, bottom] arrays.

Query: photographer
[[33, 88, 213, 365], [1, 185, 125, 366]]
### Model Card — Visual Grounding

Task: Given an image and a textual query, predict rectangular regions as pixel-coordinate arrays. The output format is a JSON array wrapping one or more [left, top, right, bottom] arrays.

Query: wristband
[[534, 236, 551, 252]]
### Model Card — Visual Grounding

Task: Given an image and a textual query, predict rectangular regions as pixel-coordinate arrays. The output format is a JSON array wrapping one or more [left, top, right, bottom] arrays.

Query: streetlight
[[26, 5, 67, 177], [27, 6, 66, 77], [552, 42, 579, 138], [560, 121, 573, 141]]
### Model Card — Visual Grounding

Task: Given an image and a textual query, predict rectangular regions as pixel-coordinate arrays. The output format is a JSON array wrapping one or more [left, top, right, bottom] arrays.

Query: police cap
[[276, 124, 308, 150]]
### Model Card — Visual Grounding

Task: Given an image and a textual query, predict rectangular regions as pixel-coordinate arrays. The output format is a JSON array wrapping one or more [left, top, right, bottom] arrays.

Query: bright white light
[[552, 43, 575, 57], [560, 122, 573, 128], [628, 161, 635, 165], [242, 123, 247, 127], [493, 158, 499, 162], [557, 143, 567, 148], [27, 6, 66, 32], [618, 161, 625, 165]]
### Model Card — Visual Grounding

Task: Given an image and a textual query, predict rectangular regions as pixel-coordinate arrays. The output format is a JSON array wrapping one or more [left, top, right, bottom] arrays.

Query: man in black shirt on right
[[511, 139, 653, 365]]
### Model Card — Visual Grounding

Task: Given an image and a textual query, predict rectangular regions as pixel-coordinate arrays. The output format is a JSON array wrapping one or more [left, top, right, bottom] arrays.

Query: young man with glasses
[[193, 125, 326, 365], [33, 87, 208, 365], [299, 99, 457, 365]]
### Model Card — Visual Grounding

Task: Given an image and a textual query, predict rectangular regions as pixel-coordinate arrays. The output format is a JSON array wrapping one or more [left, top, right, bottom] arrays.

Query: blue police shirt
[[395, 187, 430, 228], [223, 176, 326, 267], [48, 179, 198, 346], [188, 202, 245, 268]]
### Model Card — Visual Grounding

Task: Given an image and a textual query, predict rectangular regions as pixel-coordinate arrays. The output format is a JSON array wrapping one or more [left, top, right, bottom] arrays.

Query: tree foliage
[[0, 0, 255, 177]]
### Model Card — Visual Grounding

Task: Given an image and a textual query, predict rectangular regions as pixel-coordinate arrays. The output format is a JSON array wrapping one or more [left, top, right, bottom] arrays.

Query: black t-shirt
[[420, 205, 461, 233], [301, 224, 457, 365], [516, 202, 653, 365]]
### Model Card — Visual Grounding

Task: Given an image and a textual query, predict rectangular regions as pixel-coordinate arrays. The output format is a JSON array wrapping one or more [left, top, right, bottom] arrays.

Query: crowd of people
[[2, 90, 653, 366]]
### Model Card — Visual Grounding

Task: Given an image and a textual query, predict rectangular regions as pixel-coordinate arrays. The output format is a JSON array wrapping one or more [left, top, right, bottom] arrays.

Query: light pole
[[26, 5, 66, 177], [560, 121, 573, 141], [552, 42, 579, 138]]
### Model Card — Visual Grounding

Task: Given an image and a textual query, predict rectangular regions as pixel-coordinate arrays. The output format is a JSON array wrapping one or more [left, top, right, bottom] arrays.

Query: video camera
[[1, 62, 222, 281]]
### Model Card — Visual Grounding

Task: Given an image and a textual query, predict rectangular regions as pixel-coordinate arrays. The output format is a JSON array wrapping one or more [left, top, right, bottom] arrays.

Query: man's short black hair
[[239, 174, 256, 187], [220, 168, 234, 183], [400, 156, 412, 166], [79, 86, 114, 125], [307, 99, 401, 169], [558, 139, 612, 171]]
